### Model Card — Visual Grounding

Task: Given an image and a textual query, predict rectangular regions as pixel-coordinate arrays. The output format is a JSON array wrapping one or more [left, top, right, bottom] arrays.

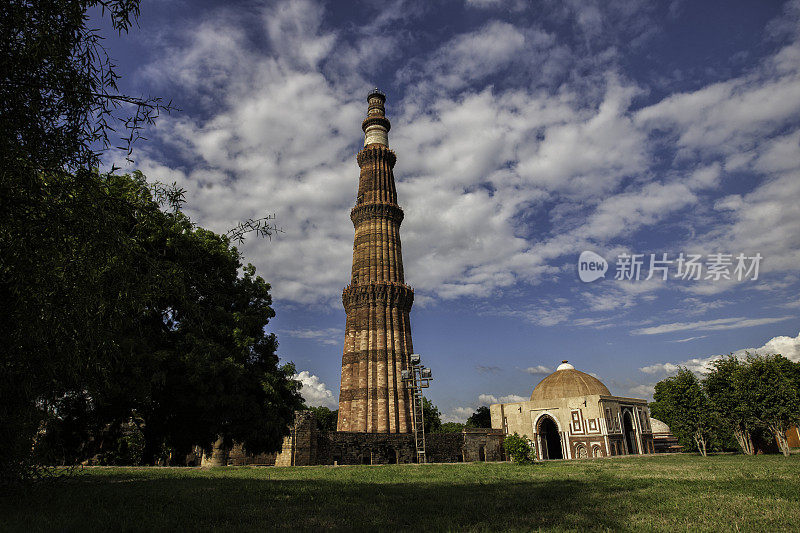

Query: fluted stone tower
[[337, 90, 415, 433]]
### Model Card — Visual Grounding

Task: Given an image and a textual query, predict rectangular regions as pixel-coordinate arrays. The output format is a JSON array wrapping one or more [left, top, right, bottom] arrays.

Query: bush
[[99, 419, 145, 466], [503, 433, 533, 464]]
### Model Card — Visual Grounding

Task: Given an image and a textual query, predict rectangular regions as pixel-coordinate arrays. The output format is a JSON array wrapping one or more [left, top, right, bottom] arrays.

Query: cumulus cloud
[[626, 383, 656, 400], [639, 331, 800, 375], [294, 370, 337, 409], [478, 393, 527, 405], [124, 0, 800, 314], [444, 406, 477, 423], [444, 392, 527, 423]]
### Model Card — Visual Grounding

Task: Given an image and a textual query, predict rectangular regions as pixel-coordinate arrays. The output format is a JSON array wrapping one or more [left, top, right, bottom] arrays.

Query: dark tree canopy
[[308, 406, 339, 432], [422, 397, 442, 435], [466, 406, 492, 428], [29, 172, 304, 466], [0, 0, 296, 481], [1, 0, 169, 173], [437, 422, 465, 434]]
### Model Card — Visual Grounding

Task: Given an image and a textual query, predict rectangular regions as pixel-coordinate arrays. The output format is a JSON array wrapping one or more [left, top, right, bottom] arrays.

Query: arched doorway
[[623, 411, 638, 454], [538, 416, 563, 460]]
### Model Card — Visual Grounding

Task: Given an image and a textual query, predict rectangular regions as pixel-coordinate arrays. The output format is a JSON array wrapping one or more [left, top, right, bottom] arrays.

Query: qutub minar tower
[[337, 89, 415, 433]]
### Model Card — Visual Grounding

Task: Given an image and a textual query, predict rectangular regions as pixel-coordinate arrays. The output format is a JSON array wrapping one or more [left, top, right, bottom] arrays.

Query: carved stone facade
[[338, 90, 415, 433], [490, 361, 656, 460]]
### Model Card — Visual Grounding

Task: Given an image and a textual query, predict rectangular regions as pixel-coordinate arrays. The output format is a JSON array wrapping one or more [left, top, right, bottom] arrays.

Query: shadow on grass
[[4, 474, 640, 532], [1, 463, 798, 532]]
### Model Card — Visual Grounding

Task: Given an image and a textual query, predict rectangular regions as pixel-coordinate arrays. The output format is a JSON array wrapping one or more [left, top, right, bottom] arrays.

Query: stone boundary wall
[[203, 412, 507, 466], [322, 432, 416, 464]]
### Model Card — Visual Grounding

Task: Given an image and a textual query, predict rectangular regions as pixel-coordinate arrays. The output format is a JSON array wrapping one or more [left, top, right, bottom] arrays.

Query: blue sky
[[102, 0, 800, 422]]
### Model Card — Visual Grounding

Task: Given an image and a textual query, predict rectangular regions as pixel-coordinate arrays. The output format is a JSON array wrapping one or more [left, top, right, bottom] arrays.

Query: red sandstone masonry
[[337, 91, 415, 433]]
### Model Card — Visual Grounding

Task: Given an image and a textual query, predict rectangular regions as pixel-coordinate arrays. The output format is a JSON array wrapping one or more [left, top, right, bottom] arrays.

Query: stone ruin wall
[[202, 411, 506, 466]]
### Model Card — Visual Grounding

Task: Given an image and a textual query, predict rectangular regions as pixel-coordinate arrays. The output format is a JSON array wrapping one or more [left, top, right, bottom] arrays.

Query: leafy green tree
[[1, 0, 287, 482], [466, 406, 492, 428], [651, 368, 714, 456], [437, 422, 465, 433], [308, 406, 339, 432], [503, 433, 533, 464], [1, 0, 172, 483], [9, 171, 302, 471], [422, 397, 442, 434], [80, 172, 301, 463], [736, 354, 800, 457], [704, 356, 756, 455]]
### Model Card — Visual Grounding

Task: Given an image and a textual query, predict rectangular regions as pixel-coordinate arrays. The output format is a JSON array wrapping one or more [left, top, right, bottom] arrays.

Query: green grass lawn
[[2, 454, 799, 532]]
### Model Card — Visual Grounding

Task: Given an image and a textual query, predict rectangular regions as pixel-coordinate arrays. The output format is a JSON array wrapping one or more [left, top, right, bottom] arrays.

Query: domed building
[[490, 361, 655, 459]]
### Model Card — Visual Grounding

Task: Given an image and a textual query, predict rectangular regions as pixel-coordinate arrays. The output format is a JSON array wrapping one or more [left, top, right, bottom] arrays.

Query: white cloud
[[444, 406, 477, 423], [626, 383, 655, 400], [755, 331, 800, 362], [444, 391, 527, 423], [493, 305, 573, 326], [419, 21, 527, 90], [294, 370, 337, 409], [127, 0, 800, 313], [639, 331, 800, 375], [283, 327, 342, 346], [632, 316, 794, 335], [523, 365, 553, 375], [641, 360, 700, 375], [478, 393, 527, 405], [669, 335, 708, 343]]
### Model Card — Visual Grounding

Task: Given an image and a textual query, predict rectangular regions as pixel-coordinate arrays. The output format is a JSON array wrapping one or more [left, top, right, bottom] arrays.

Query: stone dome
[[650, 417, 671, 434], [530, 360, 611, 401]]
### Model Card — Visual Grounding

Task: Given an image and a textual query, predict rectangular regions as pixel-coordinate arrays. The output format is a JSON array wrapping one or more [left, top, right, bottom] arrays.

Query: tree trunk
[[768, 423, 790, 457], [694, 432, 707, 457], [733, 426, 754, 455]]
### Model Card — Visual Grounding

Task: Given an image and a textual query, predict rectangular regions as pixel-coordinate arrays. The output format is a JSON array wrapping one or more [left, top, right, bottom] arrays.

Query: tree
[[1, 0, 172, 483], [704, 356, 756, 455], [437, 422, 465, 433], [30, 172, 304, 465], [736, 354, 800, 457], [1, 0, 288, 482], [422, 397, 441, 435], [503, 433, 533, 464], [466, 406, 492, 428], [651, 368, 714, 456], [308, 406, 339, 432]]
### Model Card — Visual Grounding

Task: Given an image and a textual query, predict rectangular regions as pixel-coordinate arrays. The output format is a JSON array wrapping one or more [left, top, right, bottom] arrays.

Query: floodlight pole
[[402, 353, 432, 464]]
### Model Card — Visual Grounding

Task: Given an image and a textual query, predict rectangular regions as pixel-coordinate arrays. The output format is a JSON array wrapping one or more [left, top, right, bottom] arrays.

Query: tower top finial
[[557, 360, 574, 371], [363, 88, 390, 146], [367, 88, 386, 102]]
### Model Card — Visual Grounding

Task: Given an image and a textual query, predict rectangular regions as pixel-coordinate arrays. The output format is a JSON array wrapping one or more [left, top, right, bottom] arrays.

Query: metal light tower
[[401, 353, 433, 463]]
